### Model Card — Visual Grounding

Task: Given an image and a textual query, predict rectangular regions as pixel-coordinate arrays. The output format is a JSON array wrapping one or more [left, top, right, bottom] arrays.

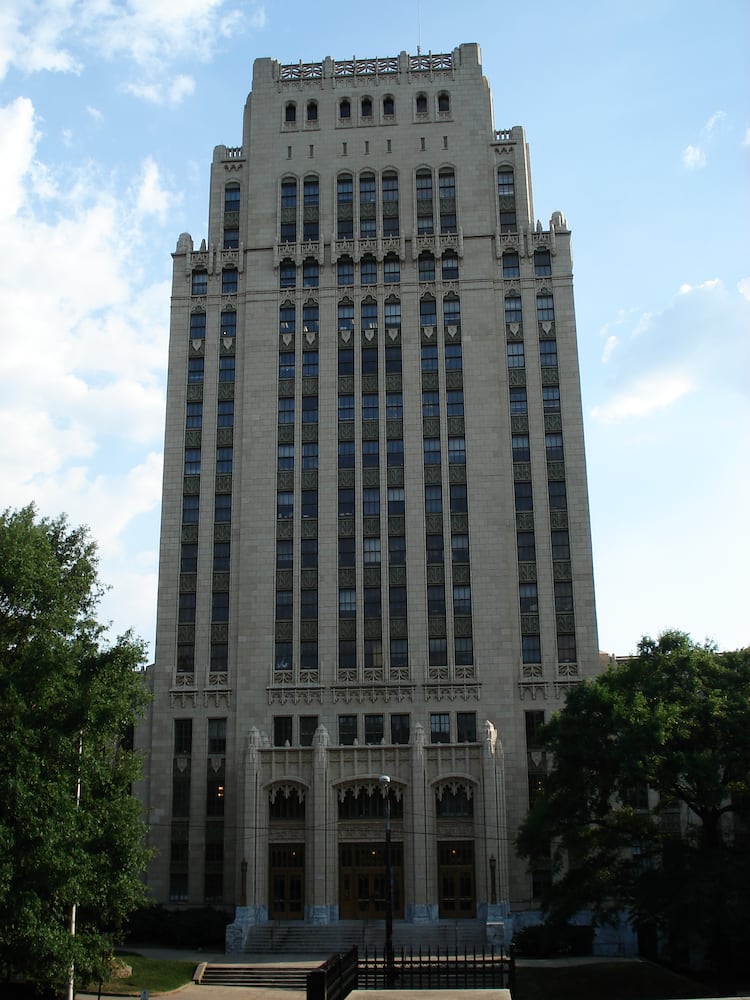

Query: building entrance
[[339, 843, 404, 920], [269, 844, 304, 920], [438, 841, 475, 918]]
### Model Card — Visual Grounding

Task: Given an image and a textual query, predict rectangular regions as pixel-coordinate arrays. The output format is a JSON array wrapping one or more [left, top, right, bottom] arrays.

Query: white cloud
[[124, 73, 196, 107], [134, 156, 177, 221], [631, 311, 654, 337], [590, 277, 750, 425], [678, 278, 721, 295], [743, 129, 750, 149], [591, 373, 694, 423], [682, 111, 728, 170], [682, 144, 705, 169], [0, 0, 266, 104], [704, 110, 726, 135], [86, 105, 103, 121], [601, 335, 618, 364], [0, 95, 171, 649], [0, 97, 37, 218]]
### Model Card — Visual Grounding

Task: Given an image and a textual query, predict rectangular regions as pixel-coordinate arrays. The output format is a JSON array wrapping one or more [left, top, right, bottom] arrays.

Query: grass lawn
[[83, 952, 197, 995], [512, 959, 728, 1000]]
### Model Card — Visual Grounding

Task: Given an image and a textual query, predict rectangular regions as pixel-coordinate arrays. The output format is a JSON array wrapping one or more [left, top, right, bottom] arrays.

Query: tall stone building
[[140, 42, 599, 946]]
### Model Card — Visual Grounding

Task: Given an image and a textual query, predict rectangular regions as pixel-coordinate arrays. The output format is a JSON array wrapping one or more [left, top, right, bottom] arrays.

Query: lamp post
[[378, 775, 394, 987]]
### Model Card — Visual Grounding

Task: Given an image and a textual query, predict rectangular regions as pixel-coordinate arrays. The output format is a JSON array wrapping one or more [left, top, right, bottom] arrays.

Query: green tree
[[0, 505, 151, 992], [517, 630, 750, 974]]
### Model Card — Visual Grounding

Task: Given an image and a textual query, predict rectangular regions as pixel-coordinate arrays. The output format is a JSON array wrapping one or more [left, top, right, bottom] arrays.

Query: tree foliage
[[0, 505, 151, 991], [517, 630, 750, 972]]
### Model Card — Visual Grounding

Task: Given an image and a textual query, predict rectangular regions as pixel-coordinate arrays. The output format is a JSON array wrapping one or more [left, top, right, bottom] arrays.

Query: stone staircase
[[242, 919, 487, 956], [198, 963, 312, 990]]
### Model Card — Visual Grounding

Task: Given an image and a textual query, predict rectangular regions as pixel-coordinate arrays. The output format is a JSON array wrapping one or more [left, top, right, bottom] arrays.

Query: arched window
[[504, 294, 522, 325], [537, 293, 555, 322], [306, 100, 318, 122], [302, 301, 319, 333], [497, 167, 514, 197], [383, 253, 400, 283], [269, 787, 305, 819], [339, 98, 351, 119], [361, 298, 378, 331], [416, 169, 433, 235], [303, 175, 319, 205], [280, 186, 296, 243], [435, 785, 473, 817], [443, 294, 460, 327], [383, 95, 395, 116], [224, 183, 240, 213], [502, 251, 520, 279], [382, 171, 399, 237], [441, 251, 459, 281], [338, 786, 403, 819], [285, 102, 297, 123], [420, 296, 437, 327], [418, 253, 435, 282], [438, 168, 456, 233], [361, 96, 373, 118], [438, 168, 455, 201], [279, 259, 296, 289], [384, 298, 401, 330], [337, 257, 354, 287], [191, 270, 207, 295], [359, 172, 377, 238], [437, 91, 450, 113], [337, 299, 354, 332], [416, 93, 428, 114], [279, 302, 296, 334], [534, 249, 552, 276], [220, 310, 236, 338]]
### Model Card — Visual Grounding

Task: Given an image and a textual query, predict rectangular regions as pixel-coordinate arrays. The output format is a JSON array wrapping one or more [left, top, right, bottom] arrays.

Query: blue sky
[[1, 0, 747, 658]]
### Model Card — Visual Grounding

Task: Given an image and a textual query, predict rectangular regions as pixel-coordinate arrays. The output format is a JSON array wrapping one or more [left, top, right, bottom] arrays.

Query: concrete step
[[200, 964, 312, 989], [242, 920, 487, 956]]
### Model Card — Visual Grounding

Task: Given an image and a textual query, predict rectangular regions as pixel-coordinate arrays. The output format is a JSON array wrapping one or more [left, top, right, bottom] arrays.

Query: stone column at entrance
[[406, 722, 432, 922], [481, 720, 512, 948], [309, 724, 332, 923], [226, 726, 264, 951]]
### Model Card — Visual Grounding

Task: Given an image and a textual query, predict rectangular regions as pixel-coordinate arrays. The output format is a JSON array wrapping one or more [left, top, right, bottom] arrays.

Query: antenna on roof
[[417, 0, 422, 55]]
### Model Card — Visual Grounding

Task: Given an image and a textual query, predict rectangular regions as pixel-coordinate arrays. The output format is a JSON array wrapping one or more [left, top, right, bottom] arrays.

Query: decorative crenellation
[[267, 685, 325, 705], [435, 778, 475, 799], [336, 779, 404, 802], [278, 51, 453, 85], [204, 689, 231, 708], [518, 680, 549, 701], [332, 684, 416, 704], [269, 782, 306, 802], [423, 683, 481, 702]]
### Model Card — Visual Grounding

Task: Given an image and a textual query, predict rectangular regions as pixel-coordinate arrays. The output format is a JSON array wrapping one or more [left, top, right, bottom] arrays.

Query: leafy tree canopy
[[517, 630, 750, 972], [0, 505, 151, 991]]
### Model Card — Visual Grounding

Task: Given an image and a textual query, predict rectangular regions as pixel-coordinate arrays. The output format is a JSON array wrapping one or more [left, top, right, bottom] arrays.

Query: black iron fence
[[307, 944, 515, 996], [307, 945, 359, 1000]]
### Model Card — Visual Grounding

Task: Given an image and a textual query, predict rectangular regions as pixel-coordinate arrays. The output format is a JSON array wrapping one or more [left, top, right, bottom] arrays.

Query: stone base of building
[[225, 905, 266, 953]]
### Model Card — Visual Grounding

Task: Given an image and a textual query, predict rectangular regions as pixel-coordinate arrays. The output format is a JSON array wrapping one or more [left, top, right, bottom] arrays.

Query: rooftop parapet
[[278, 50, 455, 82]]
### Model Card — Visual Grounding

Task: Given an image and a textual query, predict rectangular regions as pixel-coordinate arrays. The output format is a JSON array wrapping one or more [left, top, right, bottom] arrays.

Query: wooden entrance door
[[438, 841, 475, 918], [269, 844, 304, 919], [339, 843, 404, 920]]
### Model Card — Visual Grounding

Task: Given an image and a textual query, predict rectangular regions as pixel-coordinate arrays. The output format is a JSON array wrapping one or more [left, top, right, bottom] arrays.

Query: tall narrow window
[[224, 184, 240, 213]]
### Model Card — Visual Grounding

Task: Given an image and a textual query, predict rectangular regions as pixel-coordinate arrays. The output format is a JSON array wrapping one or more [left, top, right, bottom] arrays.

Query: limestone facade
[[137, 42, 599, 942]]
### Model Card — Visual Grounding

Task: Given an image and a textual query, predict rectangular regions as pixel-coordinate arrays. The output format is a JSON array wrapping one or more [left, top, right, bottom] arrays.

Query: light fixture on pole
[[378, 774, 394, 987]]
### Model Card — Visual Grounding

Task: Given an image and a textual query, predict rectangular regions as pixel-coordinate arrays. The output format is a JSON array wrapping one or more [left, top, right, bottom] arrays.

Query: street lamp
[[378, 775, 394, 987]]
